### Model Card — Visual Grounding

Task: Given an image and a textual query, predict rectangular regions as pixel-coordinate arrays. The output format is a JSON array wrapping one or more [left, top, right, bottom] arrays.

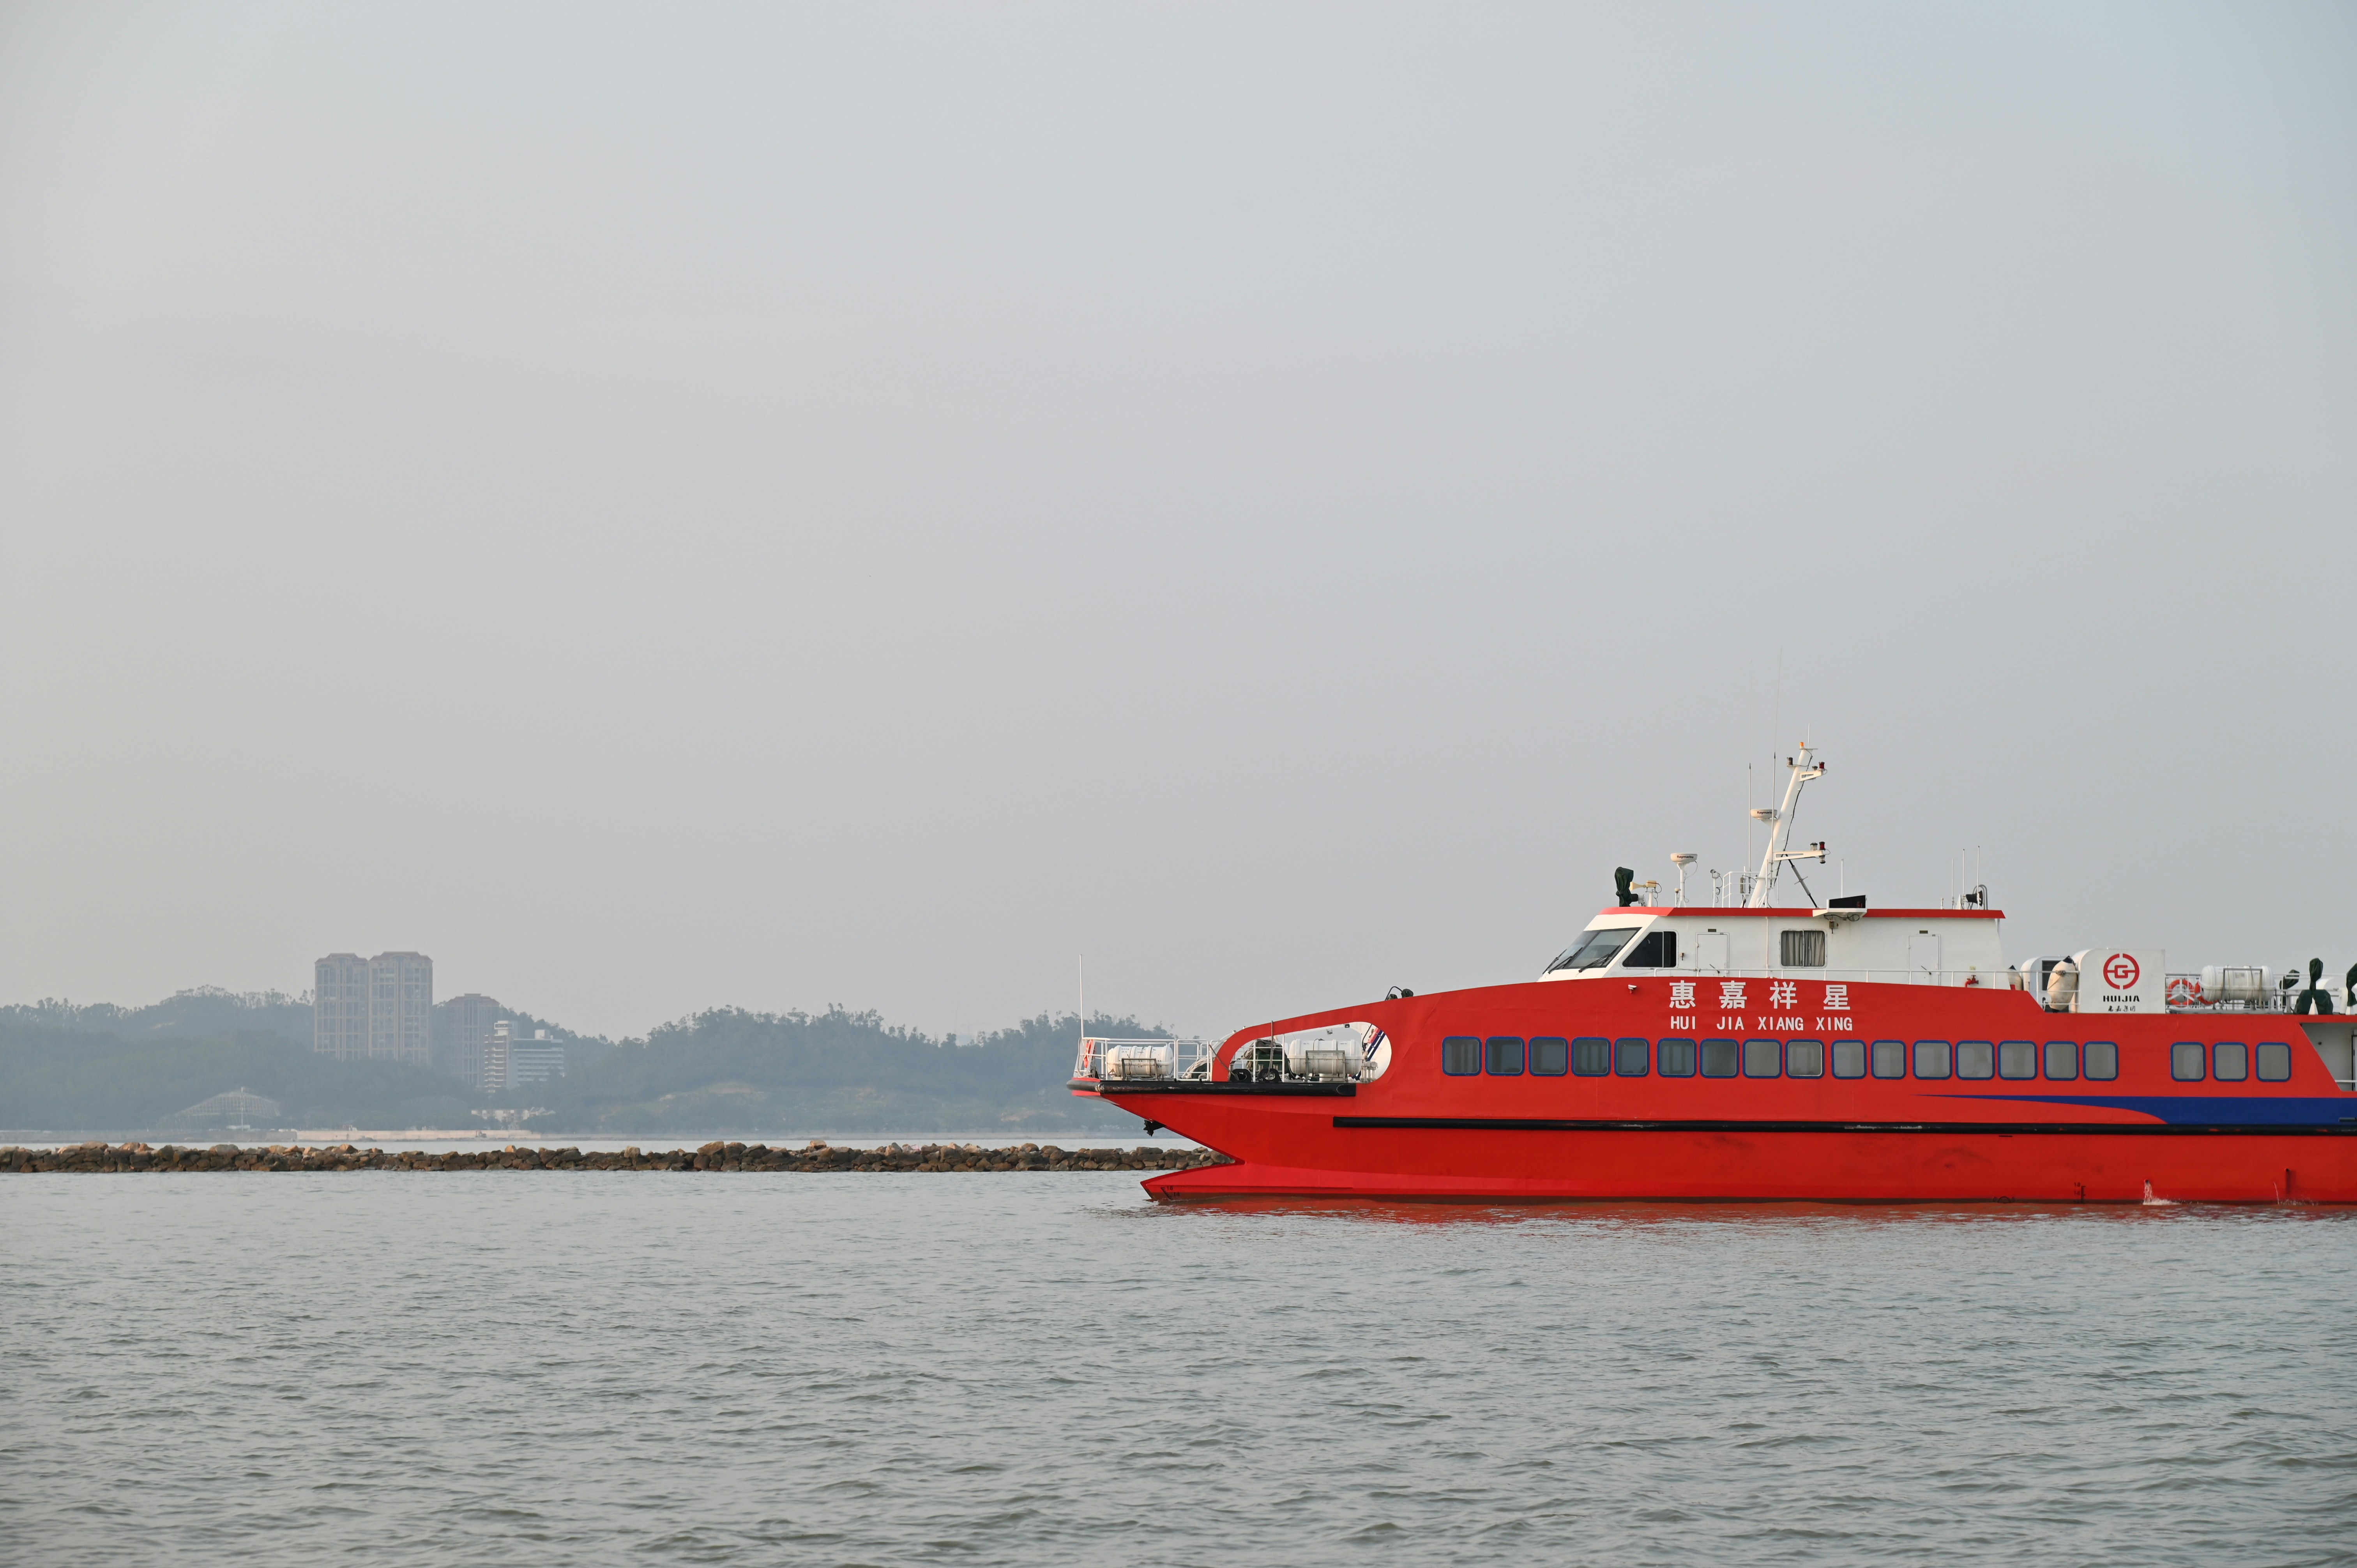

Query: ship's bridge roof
[[1592, 907, 2005, 921]]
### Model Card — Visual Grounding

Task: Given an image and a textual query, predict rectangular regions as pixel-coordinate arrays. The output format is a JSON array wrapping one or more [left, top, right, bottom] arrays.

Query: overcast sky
[[3, 2, 2352, 1041]]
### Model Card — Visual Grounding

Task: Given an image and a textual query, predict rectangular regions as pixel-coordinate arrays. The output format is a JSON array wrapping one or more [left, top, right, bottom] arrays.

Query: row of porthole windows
[[1439, 1035, 2286, 1082], [1441, 1035, 2123, 1080], [1443, 1036, 2296, 1082], [2171, 1041, 2291, 1082]]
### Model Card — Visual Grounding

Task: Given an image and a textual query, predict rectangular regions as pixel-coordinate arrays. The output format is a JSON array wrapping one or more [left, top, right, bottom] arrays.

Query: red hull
[[1086, 976, 2357, 1203], [1140, 1128, 2353, 1203]]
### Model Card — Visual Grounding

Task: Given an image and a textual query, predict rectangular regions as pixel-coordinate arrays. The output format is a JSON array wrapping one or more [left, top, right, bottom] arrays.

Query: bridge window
[[1622, 930, 1679, 968], [2171, 1042, 2205, 1082], [1871, 1040, 1906, 1079], [1701, 1039, 1738, 1078], [2044, 1041, 2078, 1081], [1779, 930, 1827, 966], [1442, 1037, 1481, 1075], [1615, 1037, 1650, 1076], [1657, 1038, 1697, 1077], [1999, 1041, 2037, 1080], [1956, 1041, 1995, 1081], [1546, 928, 1637, 973], [2085, 1041, 2119, 1081], [2257, 1042, 2291, 1082], [1831, 1040, 1866, 1079], [1486, 1037, 1526, 1076], [2214, 1042, 2247, 1082], [1572, 1037, 1611, 1076], [1530, 1037, 1569, 1076], [1786, 1039, 1824, 1078], [1914, 1040, 1952, 1080], [1743, 1038, 1781, 1078]]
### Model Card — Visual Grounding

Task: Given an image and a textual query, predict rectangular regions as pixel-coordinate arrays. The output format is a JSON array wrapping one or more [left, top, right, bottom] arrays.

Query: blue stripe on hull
[[1943, 1094, 2357, 1126]]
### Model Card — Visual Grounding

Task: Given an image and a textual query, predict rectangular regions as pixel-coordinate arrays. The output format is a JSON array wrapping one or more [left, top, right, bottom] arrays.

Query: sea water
[[4, 1176, 2353, 1565]]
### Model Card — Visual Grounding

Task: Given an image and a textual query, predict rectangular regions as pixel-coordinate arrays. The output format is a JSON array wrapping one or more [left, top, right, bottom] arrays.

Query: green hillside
[[0, 995, 1164, 1137], [534, 1007, 1154, 1135], [0, 1026, 479, 1132]]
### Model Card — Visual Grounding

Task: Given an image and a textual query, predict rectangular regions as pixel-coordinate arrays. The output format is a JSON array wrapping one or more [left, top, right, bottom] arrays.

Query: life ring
[[2166, 976, 2202, 1006]]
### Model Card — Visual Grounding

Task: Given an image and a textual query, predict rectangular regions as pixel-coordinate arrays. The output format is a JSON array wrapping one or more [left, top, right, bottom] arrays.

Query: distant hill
[[0, 993, 1166, 1137], [534, 1007, 1157, 1136], [9, 987, 316, 1046], [0, 1025, 479, 1133]]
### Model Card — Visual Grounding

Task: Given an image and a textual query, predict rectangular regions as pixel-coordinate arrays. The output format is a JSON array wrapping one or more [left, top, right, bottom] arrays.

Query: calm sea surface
[[5, 1177, 2354, 1566]]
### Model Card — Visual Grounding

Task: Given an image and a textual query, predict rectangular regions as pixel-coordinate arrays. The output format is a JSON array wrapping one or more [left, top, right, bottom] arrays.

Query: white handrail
[[1073, 1037, 1214, 1082]]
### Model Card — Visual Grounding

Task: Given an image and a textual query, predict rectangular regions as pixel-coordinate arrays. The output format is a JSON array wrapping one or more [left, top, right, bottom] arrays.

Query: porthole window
[[2085, 1041, 2119, 1081], [1914, 1040, 1952, 1080], [1658, 1038, 1698, 1077], [1700, 1039, 1739, 1078], [2043, 1041, 2078, 1081], [1442, 1036, 1481, 1075], [1486, 1037, 1527, 1076], [2256, 1042, 2291, 1082], [1615, 1037, 1650, 1077], [1572, 1037, 1611, 1077], [1831, 1040, 1866, 1079], [1998, 1041, 2036, 1080], [2214, 1042, 2247, 1082], [1871, 1040, 1906, 1079], [1956, 1041, 1995, 1081], [1786, 1040, 1824, 1078], [2170, 1042, 2205, 1082], [1530, 1036, 1569, 1076], [1743, 1038, 1781, 1078]]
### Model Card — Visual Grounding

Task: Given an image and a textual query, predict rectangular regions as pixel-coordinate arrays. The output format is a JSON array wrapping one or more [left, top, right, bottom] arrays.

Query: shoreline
[[2, 1139, 1230, 1174]]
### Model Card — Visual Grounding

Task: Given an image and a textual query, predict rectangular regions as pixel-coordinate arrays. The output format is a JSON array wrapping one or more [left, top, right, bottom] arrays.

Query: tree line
[[0, 991, 1165, 1136]]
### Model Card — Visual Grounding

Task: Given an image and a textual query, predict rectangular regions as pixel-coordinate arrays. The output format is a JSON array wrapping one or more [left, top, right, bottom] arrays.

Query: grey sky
[[3, 2, 2352, 1042]]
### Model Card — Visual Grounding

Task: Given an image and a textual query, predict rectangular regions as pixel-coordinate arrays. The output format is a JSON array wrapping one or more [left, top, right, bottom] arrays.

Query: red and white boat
[[1072, 747, 2357, 1203]]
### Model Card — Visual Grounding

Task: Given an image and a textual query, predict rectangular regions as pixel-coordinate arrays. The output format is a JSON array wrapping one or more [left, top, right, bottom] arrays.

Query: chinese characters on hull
[[1670, 978, 1855, 1033]]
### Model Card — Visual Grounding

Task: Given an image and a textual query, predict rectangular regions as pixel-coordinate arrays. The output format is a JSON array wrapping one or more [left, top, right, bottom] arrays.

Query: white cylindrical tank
[[1284, 1038, 1357, 1079], [2045, 960, 2080, 1012], [2200, 966, 2270, 1006], [1103, 1043, 1174, 1080]]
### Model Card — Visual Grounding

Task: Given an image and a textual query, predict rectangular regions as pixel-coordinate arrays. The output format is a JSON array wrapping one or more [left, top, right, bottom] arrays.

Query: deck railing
[[1610, 968, 2006, 988], [1073, 1038, 1215, 1082], [2161, 973, 2340, 1014], [1564, 967, 2348, 1016]]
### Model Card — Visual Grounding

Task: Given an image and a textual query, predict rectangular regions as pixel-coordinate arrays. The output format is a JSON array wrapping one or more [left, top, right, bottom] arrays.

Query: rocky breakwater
[[1, 1140, 1233, 1174]]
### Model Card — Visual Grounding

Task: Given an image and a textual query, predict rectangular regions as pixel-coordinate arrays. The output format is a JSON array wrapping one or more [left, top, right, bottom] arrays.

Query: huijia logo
[[2103, 954, 2140, 991]]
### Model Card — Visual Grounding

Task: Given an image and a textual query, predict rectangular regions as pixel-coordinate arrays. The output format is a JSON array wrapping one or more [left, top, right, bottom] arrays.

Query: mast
[[1745, 745, 1828, 908]]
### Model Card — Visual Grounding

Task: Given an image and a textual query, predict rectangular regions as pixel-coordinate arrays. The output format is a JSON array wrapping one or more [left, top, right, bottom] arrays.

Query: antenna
[[1671, 852, 1698, 906], [1077, 955, 1085, 1039]]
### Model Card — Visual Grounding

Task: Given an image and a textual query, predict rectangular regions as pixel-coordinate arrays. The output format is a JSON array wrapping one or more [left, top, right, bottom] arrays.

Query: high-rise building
[[482, 1019, 566, 1094], [313, 955, 369, 1060], [368, 952, 433, 1067], [434, 993, 503, 1088], [312, 951, 433, 1067]]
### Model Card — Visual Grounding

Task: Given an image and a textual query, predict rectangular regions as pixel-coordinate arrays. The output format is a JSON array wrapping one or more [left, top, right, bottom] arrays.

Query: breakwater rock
[[1, 1140, 1234, 1174]]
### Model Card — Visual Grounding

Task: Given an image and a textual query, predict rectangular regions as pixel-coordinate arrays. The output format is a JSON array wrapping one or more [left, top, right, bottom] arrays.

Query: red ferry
[[1072, 748, 2357, 1203]]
